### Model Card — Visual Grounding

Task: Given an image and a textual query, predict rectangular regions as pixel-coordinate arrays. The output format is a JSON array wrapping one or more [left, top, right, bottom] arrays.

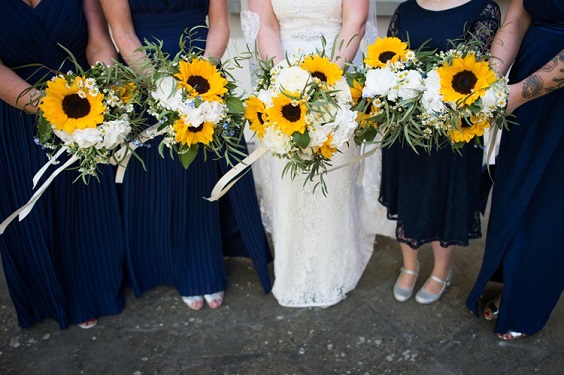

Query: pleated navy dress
[[379, 0, 500, 249], [0, 0, 125, 329], [122, 0, 272, 297], [467, 0, 564, 336]]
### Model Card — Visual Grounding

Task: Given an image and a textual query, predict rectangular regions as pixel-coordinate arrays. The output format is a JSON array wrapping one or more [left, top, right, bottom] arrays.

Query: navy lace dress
[[467, 0, 564, 335], [0, 0, 125, 329], [122, 0, 272, 297], [379, 0, 500, 249]]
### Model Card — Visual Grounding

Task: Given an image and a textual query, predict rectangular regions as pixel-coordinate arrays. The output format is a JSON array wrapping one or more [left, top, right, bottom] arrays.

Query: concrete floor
[[0, 231, 562, 374]]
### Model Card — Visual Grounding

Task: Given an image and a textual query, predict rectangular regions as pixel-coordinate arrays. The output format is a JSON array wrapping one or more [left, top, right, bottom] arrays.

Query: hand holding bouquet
[[244, 49, 358, 194]]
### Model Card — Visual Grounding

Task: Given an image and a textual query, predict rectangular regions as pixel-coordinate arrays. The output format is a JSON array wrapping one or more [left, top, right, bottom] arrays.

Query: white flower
[[396, 69, 424, 101], [98, 120, 131, 149], [309, 123, 334, 149], [421, 70, 445, 114], [257, 89, 274, 107], [275, 65, 312, 93], [70, 128, 102, 148], [363, 66, 397, 98], [330, 107, 358, 146], [151, 76, 183, 110], [333, 77, 353, 104], [261, 126, 293, 156]]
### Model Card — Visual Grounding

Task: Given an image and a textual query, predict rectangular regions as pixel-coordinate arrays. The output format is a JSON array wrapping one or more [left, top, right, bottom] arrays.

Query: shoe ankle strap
[[401, 267, 418, 277]]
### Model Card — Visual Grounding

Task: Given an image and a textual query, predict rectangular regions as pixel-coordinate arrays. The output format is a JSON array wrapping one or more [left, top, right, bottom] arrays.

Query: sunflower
[[314, 134, 337, 159], [437, 53, 497, 105], [350, 80, 364, 105], [299, 55, 343, 86], [114, 82, 137, 104], [356, 99, 381, 128], [39, 76, 105, 134], [174, 58, 228, 102], [364, 37, 408, 68], [244, 96, 268, 139], [266, 92, 307, 136], [448, 115, 490, 143], [174, 118, 215, 146]]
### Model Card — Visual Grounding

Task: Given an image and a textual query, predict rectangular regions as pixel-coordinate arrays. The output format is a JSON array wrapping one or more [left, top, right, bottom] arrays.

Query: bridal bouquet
[[244, 51, 358, 193], [348, 36, 433, 150], [144, 40, 246, 169], [419, 44, 510, 149], [37, 60, 143, 181]]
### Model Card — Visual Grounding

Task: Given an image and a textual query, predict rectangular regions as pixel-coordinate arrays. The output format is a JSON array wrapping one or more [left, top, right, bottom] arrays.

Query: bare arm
[[0, 60, 39, 113], [99, 0, 148, 74], [205, 0, 230, 64], [489, 0, 531, 76], [83, 0, 119, 65], [507, 49, 564, 113], [334, 0, 368, 66], [257, 0, 284, 63]]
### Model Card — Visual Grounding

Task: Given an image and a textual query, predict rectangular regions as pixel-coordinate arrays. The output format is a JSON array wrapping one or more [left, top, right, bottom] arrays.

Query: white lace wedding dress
[[242, 0, 395, 307]]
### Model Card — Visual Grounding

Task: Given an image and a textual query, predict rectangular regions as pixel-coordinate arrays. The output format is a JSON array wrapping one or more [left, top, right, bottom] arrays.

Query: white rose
[[261, 126, 294, 156], [363, 66, 397, 98], [98, 120, 131, 149], [275, 66, 312, 93], [70, 128, 102, 148]]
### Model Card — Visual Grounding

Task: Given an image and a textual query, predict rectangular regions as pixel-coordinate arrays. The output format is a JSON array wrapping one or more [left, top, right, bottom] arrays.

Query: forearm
[[0, 63, 39, 113], [334, 0, 368, 66], [257, 1, 284, 63], [489, 0, 530, 76], [507, 49, 564, 113], [204, 0, 230, 63], [84, 0, 119, 65]]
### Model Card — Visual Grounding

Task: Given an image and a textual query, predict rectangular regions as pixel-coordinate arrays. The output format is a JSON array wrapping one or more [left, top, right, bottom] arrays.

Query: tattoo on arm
[[521, 74, 543, 99]]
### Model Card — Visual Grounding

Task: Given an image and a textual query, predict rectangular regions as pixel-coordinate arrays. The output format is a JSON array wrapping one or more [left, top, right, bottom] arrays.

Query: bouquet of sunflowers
[[419, 42, 510, 149], [244, 49, 358, 193], [347, 36, 434, 151], [143, 39, 246, 169], [36, 59, 143, 182]]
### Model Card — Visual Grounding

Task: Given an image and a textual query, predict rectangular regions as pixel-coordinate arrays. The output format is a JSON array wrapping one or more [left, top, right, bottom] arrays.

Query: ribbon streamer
[[111, 124, 164, 183], [0, 155, 79, 235]]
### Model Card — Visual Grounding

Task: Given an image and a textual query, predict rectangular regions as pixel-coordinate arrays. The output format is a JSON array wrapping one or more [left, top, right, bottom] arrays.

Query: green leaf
[[292, 131, 311, 149], [178, 145, 199, 169], [37, 117, 53, 144], [226, 96, 245, 114]]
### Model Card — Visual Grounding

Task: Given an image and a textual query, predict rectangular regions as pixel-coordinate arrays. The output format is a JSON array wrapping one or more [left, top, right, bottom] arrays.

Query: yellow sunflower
[[174, 58, 228, 102], [299, 55, 343, 86], [114, 82, 136, 104], [364, 37, 408, 68], [356, 100, 381, 128], [244, 96, 268, 139], [350, 80, 364, 105], [448, 116, 490, 143], [437, 53, 498, 105], [39, 76, 105, 134], [174, 118, 215, 146], [266, 92, 307, 136], [314, 134, 337, 159]]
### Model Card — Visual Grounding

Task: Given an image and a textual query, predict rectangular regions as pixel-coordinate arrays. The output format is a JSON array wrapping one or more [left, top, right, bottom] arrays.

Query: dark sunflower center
[[311, 71, 328, 82], [257, 111, 265, 125], [379, 51, 396, 63], [452, 70, 477, 94], [187, 125, 204, 133], [461, 118, 473, 128], [187, 75, 211, 95], [281, 104, 302, 122], [62, 94, 91, 119]]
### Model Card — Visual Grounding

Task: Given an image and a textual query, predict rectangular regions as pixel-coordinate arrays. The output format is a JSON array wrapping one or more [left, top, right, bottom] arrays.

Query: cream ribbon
[[111, 124, 164, 183], [0, 153, 79, 235], [206, 142, 379, 202]]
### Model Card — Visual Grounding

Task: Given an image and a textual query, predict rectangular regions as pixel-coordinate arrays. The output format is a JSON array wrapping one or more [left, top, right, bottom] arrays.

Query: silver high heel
[[415, 267, 452, 305], [393, 262, 419, 302]]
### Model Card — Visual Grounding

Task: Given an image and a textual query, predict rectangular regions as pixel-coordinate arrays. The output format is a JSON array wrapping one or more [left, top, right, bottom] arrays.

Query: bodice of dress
[[387, 0, 500, 52], [271, 0, 342, 54], [0, 0, 88, 80], [524, 0, 564, 27], [128, 0, 209, 54]]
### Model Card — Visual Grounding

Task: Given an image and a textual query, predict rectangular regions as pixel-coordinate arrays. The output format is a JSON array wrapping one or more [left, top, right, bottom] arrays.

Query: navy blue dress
[[467, 0, 564, 335], [379, 0, 500, 249], [122, 0, 272, 297], [0, 0, 125, 329]]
